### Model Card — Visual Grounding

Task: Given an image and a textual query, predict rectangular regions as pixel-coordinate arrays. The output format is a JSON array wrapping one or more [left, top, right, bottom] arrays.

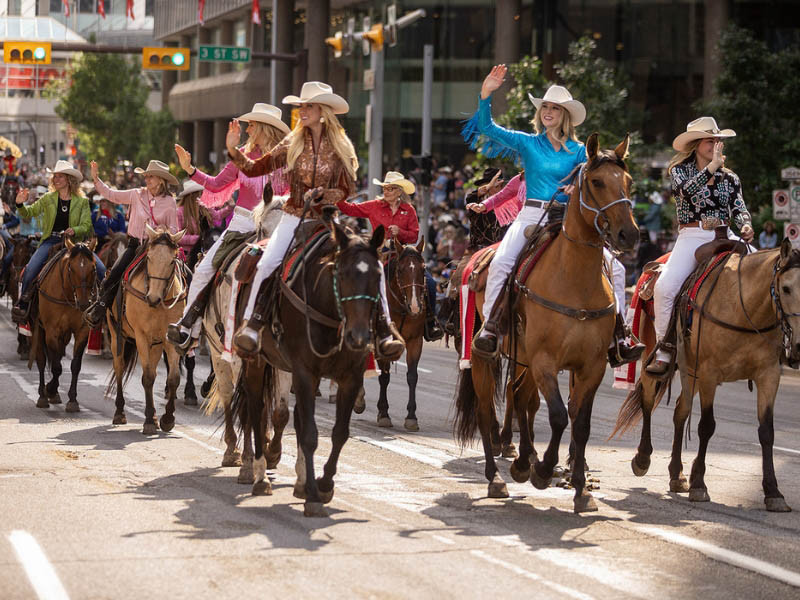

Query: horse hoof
[[183, 396, 198, 407], [669, 478, 689, 493], [765, 497, 792, 512], [488, 480, 509, 498], [237, 465, 254, 484], [142, 423, 158, 435], [353, 393, 366, 414], [293, 484, 306, 499], [36, 397, 49, 409], [160, 416, 175, 432], [318, 485, 334, 504], [377, 416, 393, 428], [530, 466, 552, 490], [631, 455, 650, 477], [48, 393, 62, 405], [65, 401, 80, 413], [112, 413, 127, 425], [509, 461, 530, 483], [404, 418, 419, 432], [574, 492, 598, 513], [303, 502, 328, 518], [252, 479, 272, 496], [501, 444, 518, 459], [688, 488, 710, 503], [491, 442, 502, 457], [221, 451, 242, 467]]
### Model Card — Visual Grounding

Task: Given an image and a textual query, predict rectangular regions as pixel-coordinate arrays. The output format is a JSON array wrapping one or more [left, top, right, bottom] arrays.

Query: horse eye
[[591, 179, 605, 188], [782, 286, 791, 295]]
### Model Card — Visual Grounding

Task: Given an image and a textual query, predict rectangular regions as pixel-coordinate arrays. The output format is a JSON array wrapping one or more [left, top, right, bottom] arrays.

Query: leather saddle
[[694, 225, 747, 264]]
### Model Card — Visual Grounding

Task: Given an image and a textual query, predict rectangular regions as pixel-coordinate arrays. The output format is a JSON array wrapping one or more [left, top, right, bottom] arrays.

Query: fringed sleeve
[[461, 96, 524, 163]]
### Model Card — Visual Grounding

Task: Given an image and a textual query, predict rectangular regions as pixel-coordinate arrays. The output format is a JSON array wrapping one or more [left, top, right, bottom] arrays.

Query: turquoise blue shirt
[[465, 96, 587, 203]]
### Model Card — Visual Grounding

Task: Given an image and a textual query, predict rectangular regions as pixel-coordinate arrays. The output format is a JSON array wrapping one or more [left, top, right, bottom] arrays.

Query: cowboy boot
[[12, 286, 35, 324], [472, 286, 508, 357], [167, 282, 214, 354], [233, 281, 272, 357], [375, 312, 405, 361], [607, 313, 646, 368], [424, 306, 444, 342], [644, 342, 675, 376], [438, 296, 458, 336]]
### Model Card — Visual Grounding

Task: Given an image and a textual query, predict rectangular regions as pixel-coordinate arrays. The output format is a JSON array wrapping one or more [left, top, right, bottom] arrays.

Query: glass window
[[8, 0, 21, 16], [50, 0, 62, 13], [79, 0, 95, 12], [146, 0, 154, 16]]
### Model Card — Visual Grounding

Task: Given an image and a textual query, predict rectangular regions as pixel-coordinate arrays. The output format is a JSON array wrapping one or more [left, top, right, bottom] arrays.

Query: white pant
[[604, 248, 626, 316]]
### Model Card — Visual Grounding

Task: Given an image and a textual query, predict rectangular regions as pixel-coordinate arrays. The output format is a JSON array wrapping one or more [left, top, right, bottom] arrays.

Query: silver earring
[[319, 116, 326, 124]]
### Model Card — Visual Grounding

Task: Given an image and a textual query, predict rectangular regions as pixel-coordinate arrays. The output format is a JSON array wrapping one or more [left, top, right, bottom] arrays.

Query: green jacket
[[17, 191, 93, 241]]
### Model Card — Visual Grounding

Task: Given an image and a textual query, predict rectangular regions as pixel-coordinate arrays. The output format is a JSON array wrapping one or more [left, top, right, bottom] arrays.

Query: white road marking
[[8, 530, 70, 600], [352, 435, 449, 468], [396, 361, 432, 373], [637, 525, 800, 588], [764, 444, 800, 456]]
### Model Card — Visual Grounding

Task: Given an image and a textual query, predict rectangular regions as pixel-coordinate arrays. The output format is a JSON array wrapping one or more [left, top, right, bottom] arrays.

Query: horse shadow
[[52, 423, 176, 452]]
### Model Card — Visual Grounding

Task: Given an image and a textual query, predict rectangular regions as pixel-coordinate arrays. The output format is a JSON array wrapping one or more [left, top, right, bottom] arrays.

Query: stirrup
[[471, 323, 500, 361], [643, 341, 675, 376], [233, 321, 262, 357], [424, 319, 444, 342], [166, 323, 194, 355]]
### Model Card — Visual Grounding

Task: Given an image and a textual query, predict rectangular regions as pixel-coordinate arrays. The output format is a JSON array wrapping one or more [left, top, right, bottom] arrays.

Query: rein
[[38, 248, 98, 311], [387, 247, 426, 317], [122, 240, 187, 309]]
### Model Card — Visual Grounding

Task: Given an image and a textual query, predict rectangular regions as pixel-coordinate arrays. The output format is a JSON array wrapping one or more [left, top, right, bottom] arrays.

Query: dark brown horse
[[9, 234, 38, 359], [29, 238, 99, 411], [376, 239, 426, 430], [238, 218, 386, 516]]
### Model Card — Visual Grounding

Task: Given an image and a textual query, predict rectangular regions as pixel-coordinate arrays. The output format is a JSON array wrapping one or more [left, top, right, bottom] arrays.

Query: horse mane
[[587, 149, 628, 172], [68, 243, 94, 259]]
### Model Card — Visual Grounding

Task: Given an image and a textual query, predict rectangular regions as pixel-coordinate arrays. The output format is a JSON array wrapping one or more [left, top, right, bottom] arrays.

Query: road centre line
[[756, 444, 800, 455], [8, 530, 70, 600], [396, 361, 433, 374]]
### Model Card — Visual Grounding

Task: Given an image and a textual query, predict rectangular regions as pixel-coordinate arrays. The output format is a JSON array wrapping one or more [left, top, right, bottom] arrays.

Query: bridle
[[38, 245, 98, 311], [388, 246, 426, 316], [770, 256, 800, 362], [124, 235, 186, 309]]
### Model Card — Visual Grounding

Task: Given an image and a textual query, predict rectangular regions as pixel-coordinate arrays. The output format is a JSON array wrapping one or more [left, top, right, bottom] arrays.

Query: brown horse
[[238, 217, 386, 516], [9, 234, 38, 359], [613, 240, 800, 512], [107, 226, 187, 434], [98, 231, 128, 272], [454, 133, 639, 513], [376, 239, 426, 430], [29, 238, 99, 411]]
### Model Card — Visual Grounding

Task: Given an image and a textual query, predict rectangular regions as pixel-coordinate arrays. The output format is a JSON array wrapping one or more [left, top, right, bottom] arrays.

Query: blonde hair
[[177, 191, 205, 235], [243, 121, 287, 155], [49, 173, 84, 197], [378, 189, 413, 206], [531, 105, 578, 151], [668, 139, 703, 172], [285, 105, 358, 182]]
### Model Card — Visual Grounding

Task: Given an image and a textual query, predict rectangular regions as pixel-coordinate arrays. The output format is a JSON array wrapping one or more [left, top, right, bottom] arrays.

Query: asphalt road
[[1, 301, 800, 600]]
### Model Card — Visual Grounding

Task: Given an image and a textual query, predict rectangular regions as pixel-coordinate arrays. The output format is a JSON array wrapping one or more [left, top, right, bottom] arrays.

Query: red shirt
[[337, 198, 419, 244]]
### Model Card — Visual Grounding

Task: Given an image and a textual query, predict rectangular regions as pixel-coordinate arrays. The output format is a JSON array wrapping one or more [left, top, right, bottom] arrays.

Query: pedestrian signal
[[142, 47, 190, 71], [3, 41, 52, 65]]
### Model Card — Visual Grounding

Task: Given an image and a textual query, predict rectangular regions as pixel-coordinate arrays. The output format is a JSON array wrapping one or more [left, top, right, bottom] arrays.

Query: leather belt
[[679, 220, 728, 231], [524, 199, 544, 209]]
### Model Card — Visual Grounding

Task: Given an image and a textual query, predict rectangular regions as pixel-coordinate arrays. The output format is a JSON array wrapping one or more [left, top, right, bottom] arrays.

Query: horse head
[[331, 222, 385, 352], [392, 238, 427, 317], [776, 239, 800, 364], [571, 133, 639, 252], [254, 196, 286, 238], [63, 238, 98, 310], [144, 224, 185, 307]]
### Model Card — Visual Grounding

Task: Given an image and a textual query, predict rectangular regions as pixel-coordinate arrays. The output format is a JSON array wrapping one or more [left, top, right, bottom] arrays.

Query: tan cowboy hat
[[373, 171, 415, 195], [528, 85, 586, 126], [134, 159, 179, 186], [237, 103, 291, 135], [672, 116, 736, 152], [46, 159, 83, 182], [282, 81, 349, 114], [178, 179, 204, 199]]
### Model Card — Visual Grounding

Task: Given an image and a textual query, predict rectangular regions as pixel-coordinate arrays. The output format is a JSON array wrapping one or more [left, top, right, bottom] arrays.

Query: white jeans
[[604, 248, 626, 317]]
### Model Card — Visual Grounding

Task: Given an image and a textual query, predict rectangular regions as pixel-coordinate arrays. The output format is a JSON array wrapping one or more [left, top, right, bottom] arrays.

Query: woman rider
[[83, 159, 179, 327], [337, 171, 444, 342], [224, 81, 405, 360], [12, 160, 106, 323], [647, 117, 754, 375]]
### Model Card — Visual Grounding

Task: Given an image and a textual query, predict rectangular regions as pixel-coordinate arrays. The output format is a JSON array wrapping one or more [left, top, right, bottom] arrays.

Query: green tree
[[703, 25, 800, 211], [46, 53, 177, 175]]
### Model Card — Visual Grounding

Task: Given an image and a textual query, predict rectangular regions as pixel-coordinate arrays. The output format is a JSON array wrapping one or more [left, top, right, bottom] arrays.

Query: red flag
[[97, 0, 106, 19], [126, 0, 135, 20], [198, 0, 206, 25], [251, 0, 261, 24], [62, 0, 70, 17]]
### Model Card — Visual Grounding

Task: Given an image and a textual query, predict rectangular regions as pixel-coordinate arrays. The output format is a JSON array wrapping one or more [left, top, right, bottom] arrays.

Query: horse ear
[[88, 237, 98, 252], [171, 229, 186, 244], [371, 225, 386, 251], [145, 224, 158, 240], [780, 237, 793, 263], [586, 133, 599, 161], [615, 134, 630, 161], [332, 221, 350, 252], [64, 237, 75, 250], [416, 237, 425, 254]]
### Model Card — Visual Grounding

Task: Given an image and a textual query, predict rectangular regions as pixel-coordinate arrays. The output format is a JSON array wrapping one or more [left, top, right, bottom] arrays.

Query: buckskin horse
[[455, 133, 639, 513], [29, 238, 99, 411], [106, 226, 187, 434], [237, 214, 386, 516], [613, 239, 800, 512]]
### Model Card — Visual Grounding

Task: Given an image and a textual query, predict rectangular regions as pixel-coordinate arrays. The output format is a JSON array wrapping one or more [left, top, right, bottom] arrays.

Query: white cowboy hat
[[237, 103, 291, 135], [178, 179, 204, 199], [373, 171, 416, 195], [528, 85, 586, 126], [672, 116, 736, 152], [134, 159, 179, 186], [282, 81, 349, 115], [46, 159, 83, 182]]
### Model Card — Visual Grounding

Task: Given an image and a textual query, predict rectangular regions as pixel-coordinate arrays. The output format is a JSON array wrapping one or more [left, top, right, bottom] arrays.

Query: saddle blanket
[[281, 226, 330, 287], [459, 243, 499, 369]]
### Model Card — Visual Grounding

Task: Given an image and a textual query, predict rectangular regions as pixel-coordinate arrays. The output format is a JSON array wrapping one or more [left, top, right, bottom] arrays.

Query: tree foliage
[[46, 53, 177, 175]]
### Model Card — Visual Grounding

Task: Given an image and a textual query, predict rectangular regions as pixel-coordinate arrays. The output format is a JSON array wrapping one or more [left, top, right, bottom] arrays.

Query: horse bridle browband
[[388, 248, 426, 316], [38, 247, 99, 310]]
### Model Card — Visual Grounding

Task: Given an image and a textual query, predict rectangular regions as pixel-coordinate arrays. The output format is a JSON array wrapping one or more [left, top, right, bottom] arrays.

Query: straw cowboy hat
[[373, 171, 416, 195], [282, 81, 349, 114], [178, 179, 204, 199], [528, 85, 586, 126], [672, 116, 736, 152], [134, 159, 179, 186], [237, 103, 290, 135], [46, 159, 83, 182]]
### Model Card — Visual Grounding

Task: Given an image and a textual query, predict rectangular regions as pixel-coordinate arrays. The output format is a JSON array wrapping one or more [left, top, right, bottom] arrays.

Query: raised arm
[[336, 198, 376, 218], [177, 143, 239, 192], [483, 173, 521, 211], [727, 173, 753, 241], [322, 168, 356, 205], [226, 119, 287, 177], [91, 161, 140, 206]]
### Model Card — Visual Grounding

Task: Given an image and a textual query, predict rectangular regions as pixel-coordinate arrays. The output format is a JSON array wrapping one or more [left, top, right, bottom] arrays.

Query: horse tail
[[229, 378, 248, 435], [105, 340, 138, 398], [27, 319, 43, 371], [453, 367, 478, 445], [611, 380, 645, 438], [201, 376, 221, 416]]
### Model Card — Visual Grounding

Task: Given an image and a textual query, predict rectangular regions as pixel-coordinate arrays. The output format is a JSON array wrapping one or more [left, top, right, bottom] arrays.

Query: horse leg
[[567, 365, 604, 513], [137, 340, 160, 435], [531, 373, 569, 490], [755, 373, 791, 512], [499, 369, 519, 459], [293, 401, 307, 499], [108, 323, 128, 424], [377, 361, 392, 427], [65, 333, 89, 413], [631, 374, 659, 476], [215, 363, 241, 468], [510, 369, 537, 482], [183, 353, 198, 406], [472, 358, 508, 498], [243, 361, 271, 497], [688, 379, 717, 503], [266, 393, 290, 469], [45, 339, 63, 404], [404, 337, 422, 431], [160, 344, 180, 432], [35, 331, 49, 409], [294, 371, 326, 516], [238, 362, 262, 485], [668, 389, 693, 493], [318, 375, 363, 505]]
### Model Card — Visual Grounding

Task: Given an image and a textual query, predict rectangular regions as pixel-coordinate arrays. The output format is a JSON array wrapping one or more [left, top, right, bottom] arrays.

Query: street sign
[[784, 222, 800, 249], [781, 166, 800, 181], [773, 189, 791, 220], [791, 185, 800, 220], [363, 68, 375, 91], [198, 45, 251, 63]]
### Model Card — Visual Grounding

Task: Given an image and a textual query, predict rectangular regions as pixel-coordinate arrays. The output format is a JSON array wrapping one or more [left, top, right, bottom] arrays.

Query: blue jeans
[[425, 270, 437, 316], [21, 236, 106, 297], [0, 229, 13, 276]]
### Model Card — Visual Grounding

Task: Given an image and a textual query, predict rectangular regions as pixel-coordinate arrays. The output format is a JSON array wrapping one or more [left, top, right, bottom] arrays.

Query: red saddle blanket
[[281, 226, 330, 284], [458, 243, 500, 369]]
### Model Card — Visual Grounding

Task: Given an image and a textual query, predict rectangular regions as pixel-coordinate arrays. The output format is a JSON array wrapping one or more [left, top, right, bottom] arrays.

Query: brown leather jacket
[[228, 128, 356, 217]]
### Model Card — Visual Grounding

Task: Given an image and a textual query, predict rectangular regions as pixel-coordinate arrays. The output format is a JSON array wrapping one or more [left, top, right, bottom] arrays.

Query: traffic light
[[3, 41, 52, 65], [142, 47, 190, 71]]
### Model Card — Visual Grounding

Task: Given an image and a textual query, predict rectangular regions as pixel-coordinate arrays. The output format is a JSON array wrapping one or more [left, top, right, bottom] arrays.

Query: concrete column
[[193, 121, 214, 170], [703, 0, 729, 100], [493, 0, 521, 112], [213, 119, 228, 170], [179, 122, 194, 154], [271, 0, 295, 110], [178, 35, 192, 82], [304, 0, 329, 82], [161, 70, 177, 110], [198, 28, 212, 78], [37, 0, 49, 15], [219, 20, 235, 75]]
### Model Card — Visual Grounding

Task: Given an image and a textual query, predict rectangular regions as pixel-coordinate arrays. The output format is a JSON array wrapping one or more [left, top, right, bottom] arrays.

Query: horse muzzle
[[610, 222, 640, 253], [344, 327, 370, 352]]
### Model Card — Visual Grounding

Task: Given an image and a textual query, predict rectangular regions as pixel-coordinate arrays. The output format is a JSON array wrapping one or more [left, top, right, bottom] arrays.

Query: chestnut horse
[[238, 217, 386, 516], [107, 226, 187, 434], [455, 134, 639, 513], [613, 240, 800, 512], [376, 239, 427, 430], [29, 238, 99, 411]]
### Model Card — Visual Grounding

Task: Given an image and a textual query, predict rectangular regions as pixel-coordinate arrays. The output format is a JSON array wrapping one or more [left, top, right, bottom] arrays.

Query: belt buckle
[[700, 216, 722, 230]]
